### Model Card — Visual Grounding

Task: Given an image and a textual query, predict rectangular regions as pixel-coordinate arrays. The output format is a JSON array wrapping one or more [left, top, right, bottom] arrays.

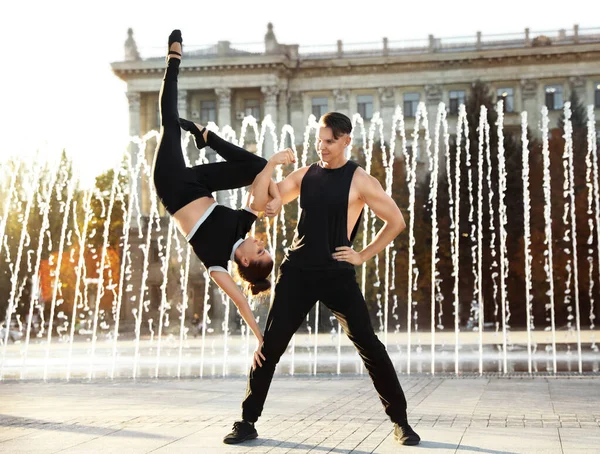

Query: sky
[[0, 0, 597, 187]]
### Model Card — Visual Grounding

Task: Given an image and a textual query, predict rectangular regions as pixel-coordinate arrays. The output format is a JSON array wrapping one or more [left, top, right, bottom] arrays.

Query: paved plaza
[[1, 374, 599, 453]]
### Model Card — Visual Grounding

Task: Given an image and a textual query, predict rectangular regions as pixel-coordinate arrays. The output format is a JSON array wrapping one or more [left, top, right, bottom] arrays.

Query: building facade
[[111, 24, 600, 327], [113, 24, 600, 150]]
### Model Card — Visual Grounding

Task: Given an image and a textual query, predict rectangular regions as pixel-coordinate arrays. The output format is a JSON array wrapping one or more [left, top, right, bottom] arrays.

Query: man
[[224, 112, 420, 446]]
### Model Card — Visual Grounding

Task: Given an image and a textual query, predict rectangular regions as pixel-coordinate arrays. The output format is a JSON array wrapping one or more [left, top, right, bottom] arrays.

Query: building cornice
[[111, 43, 600, 84], [111, 54, 293, 81]]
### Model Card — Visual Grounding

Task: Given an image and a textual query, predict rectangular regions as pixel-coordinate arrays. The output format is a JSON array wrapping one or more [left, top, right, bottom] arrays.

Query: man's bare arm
[[276, 166, 310, 205]]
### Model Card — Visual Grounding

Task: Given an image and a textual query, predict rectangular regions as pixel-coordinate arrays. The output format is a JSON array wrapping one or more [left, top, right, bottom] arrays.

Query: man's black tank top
[[284, 160, 363, 270]]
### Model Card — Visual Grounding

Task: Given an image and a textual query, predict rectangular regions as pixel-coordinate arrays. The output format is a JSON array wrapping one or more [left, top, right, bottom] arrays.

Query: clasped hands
[[264, 148, 296, 218]]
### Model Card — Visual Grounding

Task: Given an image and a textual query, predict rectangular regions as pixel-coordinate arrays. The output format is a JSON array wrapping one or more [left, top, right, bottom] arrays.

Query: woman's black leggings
[[152, 58, 267, 215]]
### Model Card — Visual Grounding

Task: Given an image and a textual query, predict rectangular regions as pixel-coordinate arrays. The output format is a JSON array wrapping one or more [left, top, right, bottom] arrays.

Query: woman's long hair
[[234, 257, 274, 296]]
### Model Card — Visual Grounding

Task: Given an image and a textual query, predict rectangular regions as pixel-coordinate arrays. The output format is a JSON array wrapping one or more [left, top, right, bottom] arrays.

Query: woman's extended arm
[[209, 270, 266, 369]]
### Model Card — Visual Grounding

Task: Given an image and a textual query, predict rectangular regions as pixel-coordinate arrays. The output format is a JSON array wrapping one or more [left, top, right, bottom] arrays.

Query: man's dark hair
[[319, 112, 352, 139]]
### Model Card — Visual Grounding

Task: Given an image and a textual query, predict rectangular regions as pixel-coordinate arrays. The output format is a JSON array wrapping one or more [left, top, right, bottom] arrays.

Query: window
[[244, 99, 260, 119], [311, 97, 329, 119], [448, 90, 465, 115], [497, 88, 514, 113], [595, 83, 600, 109], [200, 100, 216, 123], [545, 85, 563, 111], [356, 95, 373, 120], [403, 92, 420, 117]]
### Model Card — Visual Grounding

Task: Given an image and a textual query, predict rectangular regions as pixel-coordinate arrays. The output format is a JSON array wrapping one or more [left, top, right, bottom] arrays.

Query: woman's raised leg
[[152, 30, 187, 202]]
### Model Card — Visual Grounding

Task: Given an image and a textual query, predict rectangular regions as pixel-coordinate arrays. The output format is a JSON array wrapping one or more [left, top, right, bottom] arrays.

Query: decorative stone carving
[[335, 90, 349, 113], [532, 35, 552, 47], [333, 89, 350, 110], [424, 84, 442, 103], [261, 86, 279, 107], [378, 87, 395, 108], [333, 89, 349, 104], [520, 79, 538, 100], [265, 22, 279, 54], [124, 28, 141, 61], [217, 41, 231, 57], [215, 88, 231, 108], [569, 76, 585, 96]]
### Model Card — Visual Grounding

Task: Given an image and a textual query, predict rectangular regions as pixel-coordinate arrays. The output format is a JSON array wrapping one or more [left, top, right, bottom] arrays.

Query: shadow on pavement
[[0, 415, 170, 439]]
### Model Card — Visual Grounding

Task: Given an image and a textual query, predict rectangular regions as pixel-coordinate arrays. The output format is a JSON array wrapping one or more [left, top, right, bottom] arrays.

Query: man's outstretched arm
[[332, 170, 405, 265]]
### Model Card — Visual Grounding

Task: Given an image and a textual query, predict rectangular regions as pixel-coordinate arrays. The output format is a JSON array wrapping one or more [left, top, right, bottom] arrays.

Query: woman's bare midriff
[[173, 196, 216, 237]]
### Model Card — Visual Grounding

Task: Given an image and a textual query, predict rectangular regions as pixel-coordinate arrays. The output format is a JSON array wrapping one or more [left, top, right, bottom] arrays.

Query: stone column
[[278, 89, 289, 147], [520, 79, 539, 137], [127, 91, 141, 136], [261, 85, 279, 157], [127, 91, 142, 214], [333, 89, 350, 117], [424, 84, 443, 125], [212, 88, 232, 322], [289, 91, 305, 149], [212, 89, 231, 208], [177, 90, 194, 164], [377, 86, 396, 142], [215, 87, 232, 130], [178, 89, 188, 119], [125, 91, 142, 321], [425, 84, 444, 175]]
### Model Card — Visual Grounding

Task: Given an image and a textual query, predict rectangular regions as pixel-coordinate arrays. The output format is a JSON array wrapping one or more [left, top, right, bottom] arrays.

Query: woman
[[152, 30, 294, 369]]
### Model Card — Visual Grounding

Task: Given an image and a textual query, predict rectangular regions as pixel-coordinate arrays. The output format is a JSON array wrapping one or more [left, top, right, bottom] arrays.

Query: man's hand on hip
[[332, 246, 364, 265]]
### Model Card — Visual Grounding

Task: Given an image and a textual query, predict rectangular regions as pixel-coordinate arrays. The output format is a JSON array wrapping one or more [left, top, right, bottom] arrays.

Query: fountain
[[1, 101, 599, 381]]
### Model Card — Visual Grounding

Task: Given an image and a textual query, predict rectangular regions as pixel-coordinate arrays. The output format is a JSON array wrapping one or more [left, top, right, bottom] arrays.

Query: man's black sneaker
[[394, 422, 421, 445], [223, 420, 258, 444]]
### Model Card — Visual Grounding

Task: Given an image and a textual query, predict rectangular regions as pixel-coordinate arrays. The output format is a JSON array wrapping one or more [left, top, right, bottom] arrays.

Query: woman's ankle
[[196, 123, 208, 143], [168, 43, 182, 60]]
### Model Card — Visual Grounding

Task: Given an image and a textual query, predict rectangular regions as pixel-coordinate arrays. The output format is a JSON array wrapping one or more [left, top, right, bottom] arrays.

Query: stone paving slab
[[0, 376, 599, 453]]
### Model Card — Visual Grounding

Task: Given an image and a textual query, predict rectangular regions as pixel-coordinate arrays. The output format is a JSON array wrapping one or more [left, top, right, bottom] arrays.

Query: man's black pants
[[241, 264, 408, 424]]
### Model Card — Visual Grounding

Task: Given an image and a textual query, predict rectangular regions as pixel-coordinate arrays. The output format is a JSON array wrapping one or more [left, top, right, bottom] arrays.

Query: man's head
[[316, 112, 352, 167]]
